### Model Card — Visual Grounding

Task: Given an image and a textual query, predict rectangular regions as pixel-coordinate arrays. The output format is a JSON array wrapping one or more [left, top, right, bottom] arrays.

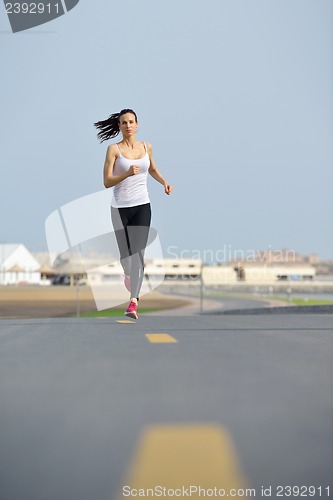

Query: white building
[[76, 257, 316, 286], [0, 244, 41, 285]]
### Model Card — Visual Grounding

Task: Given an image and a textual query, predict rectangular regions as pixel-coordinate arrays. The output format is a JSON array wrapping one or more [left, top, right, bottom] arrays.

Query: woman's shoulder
[[106, 143, 120, 155], [107, 143, 119, 151], [105, 143, 119, 161], [144, 141, 153, 152]]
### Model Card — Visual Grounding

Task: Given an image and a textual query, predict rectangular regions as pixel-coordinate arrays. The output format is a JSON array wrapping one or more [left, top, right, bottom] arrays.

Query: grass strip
[[290, 299, 333, 306]]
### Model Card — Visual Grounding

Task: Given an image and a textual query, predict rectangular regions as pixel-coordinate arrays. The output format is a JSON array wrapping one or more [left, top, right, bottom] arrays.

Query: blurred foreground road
[[0, 314, 332, 500]]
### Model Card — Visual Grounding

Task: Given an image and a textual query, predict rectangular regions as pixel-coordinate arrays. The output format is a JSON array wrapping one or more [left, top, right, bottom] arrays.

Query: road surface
[[0, 314, 332, 499]]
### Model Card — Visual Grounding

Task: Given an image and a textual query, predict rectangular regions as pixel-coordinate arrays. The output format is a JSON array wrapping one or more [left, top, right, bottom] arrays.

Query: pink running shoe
[[124, 275, 131, 292], [125, 301, 138, 320]]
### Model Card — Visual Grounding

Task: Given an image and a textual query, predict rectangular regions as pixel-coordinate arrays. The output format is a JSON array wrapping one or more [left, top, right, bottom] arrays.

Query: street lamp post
[[200, 262, 204, 313]]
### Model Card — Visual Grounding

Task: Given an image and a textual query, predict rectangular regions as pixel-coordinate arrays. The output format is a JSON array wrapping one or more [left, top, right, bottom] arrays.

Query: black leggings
[[111, 203, 151, 299]]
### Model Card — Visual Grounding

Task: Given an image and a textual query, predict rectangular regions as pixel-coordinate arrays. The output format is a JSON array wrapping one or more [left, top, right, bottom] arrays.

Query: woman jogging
[[94, 108, 173, 319]]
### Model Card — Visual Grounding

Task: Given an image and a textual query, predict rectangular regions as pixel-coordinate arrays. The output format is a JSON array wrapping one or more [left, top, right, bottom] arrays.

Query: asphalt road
[[159, 285, 284, 313], [0, 314, 332, 500]]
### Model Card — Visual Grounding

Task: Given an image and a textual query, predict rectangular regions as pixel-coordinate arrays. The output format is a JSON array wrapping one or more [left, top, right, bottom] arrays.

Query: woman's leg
[[127, 203, 151, 299], [110, 206, 131, 277]]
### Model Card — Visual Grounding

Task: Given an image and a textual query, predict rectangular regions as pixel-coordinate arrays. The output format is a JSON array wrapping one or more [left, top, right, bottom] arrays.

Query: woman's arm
[[147, 143, 173, 195], [103, 144, 139, 188]]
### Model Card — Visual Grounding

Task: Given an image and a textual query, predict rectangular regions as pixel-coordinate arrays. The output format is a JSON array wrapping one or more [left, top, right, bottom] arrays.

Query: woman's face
[[119, 113, 138, 137]]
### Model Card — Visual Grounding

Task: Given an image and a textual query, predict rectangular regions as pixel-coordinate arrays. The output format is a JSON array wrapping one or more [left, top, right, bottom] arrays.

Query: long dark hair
[[94, 108, 138, 143]]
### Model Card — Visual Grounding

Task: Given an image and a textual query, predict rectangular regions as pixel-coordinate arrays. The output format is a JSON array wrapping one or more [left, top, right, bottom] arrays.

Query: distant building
[[228, 248, 319, 265], [85, 258, 202, 286], [0, 244, 41, 285], [315, 260, 333, 276], [225, 248, 316, 283]]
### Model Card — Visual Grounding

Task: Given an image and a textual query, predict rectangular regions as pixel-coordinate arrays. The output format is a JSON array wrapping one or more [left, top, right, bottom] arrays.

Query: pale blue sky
[[1, 0, 332, 261]]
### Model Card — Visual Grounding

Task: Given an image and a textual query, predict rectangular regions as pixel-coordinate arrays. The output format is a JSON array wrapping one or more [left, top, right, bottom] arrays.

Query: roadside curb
[[202, 304, 333, 315]]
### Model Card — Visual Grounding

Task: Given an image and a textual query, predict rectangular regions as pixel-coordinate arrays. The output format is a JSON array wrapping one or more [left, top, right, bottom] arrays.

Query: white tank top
[[111, 142, 150, 208]]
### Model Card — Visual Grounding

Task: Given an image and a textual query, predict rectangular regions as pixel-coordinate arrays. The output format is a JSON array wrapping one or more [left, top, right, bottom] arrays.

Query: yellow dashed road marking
[[117, 320, 136, 324], [118, 424, 248, 498], [145, 333, 178, 343]]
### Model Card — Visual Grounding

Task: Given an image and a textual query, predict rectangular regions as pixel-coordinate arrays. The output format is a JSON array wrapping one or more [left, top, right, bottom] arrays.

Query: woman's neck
[[121, 136, 138, 149]]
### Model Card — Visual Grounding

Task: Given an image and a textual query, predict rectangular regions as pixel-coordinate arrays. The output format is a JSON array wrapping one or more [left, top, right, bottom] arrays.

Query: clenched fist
[[128, 165, 140, 176], [164, 183, 173, 195]]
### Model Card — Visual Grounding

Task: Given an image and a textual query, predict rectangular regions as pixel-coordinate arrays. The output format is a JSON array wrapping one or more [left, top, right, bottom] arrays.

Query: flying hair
[[94, 108, 138, 143]]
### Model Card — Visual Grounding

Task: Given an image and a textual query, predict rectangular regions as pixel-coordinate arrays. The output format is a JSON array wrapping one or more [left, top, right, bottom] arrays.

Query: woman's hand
[[128, 165, 141, 176], [164, 183, 173, 195]]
